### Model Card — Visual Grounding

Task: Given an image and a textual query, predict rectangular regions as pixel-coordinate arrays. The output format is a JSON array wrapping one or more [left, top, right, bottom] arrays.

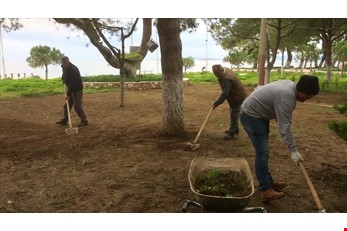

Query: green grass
[[186, 70, 347, 92], [0, 76, 119, 100], [329, 121, 347, 141], [1, 71, 346, 100], [0, 77, 62, 99], [82, 74, 163, 82]]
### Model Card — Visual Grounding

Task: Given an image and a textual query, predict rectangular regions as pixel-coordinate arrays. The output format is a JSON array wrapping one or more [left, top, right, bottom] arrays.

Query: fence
[[0, 73, 35, 79]]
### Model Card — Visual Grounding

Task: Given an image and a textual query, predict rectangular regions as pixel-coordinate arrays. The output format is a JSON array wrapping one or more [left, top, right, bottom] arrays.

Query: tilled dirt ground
[[0, 82, 346, 213]]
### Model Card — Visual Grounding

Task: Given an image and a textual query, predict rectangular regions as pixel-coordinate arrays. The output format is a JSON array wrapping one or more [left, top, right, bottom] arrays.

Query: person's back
[[223, 67, 247, 105], [241, 80, 296, 121], [212, 64, 247, 140], [64, 62, 84, 95]]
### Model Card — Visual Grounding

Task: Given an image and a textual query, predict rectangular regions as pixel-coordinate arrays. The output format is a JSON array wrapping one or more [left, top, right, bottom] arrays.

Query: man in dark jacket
[[56, 56, 89, 127], [212, 64, 247, 140]]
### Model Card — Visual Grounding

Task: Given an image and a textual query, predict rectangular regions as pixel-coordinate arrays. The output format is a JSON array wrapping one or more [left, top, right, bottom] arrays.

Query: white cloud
[[1, 18, 229, 78]]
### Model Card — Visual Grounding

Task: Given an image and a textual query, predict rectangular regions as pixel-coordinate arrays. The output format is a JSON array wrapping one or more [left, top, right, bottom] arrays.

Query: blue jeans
[[240, 112, 273, 191]]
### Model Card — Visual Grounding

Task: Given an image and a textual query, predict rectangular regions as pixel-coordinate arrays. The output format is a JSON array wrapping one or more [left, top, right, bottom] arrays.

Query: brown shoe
[[260, 189, 285, 203], [271, 181, 288, 191]]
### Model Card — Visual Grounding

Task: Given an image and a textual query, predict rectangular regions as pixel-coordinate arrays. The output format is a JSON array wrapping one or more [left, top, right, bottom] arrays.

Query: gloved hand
[[212, 103, 218, 109], [291, 151, 303, 165]]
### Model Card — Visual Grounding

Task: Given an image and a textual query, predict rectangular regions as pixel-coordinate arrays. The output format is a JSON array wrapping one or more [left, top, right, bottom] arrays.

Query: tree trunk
[[157, 18, 185, 135], [314, 60, 319, 68], [341, 60, 345, 77], [257, 18, 267, 86], [265, 19, 285, 84], [324, 39, 333, 82], [265, 50, 274, 84], [265, 67, 270, 84], [318, 54, 325, 68], [124, 18, 152, 78], [298, 56, 304, 69], [281, 49, 285, 77], [45, 64, 48, 80], [124, 60, 141, 77], [285, 48, 292, 68]]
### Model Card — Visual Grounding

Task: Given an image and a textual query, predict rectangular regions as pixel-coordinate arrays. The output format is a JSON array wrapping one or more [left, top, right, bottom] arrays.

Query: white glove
[[291, 151, 303, 165]]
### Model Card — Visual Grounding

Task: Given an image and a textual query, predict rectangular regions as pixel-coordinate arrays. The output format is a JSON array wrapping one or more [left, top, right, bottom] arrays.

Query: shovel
[[64, 84, 78, 135], [298, 161, 326, 213], [184, 107, 214, 151]]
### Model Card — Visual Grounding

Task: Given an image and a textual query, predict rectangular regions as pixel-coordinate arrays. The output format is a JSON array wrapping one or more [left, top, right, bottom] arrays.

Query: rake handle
[[64, 84, 73, 129], [193, 107, 214, 143], [298, 161, 324, 212]]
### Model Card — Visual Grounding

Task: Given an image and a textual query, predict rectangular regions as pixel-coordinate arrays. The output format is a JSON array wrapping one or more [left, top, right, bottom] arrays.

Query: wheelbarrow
[[182, 157, 266, 213]]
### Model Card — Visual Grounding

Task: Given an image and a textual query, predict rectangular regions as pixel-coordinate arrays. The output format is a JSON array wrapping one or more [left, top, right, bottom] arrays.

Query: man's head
[[61, 56, 70, 70], [212, 64, 224, 78], [296, 75, 320, 102]]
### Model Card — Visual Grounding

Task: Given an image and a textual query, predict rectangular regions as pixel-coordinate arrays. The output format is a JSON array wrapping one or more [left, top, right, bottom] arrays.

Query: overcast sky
[[1, 1, 343, 79], [0, 18, 230, 78]]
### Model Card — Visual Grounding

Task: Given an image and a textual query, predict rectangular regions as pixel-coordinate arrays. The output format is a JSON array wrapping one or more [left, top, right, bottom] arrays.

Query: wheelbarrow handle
[[181, 199, 204, 213]]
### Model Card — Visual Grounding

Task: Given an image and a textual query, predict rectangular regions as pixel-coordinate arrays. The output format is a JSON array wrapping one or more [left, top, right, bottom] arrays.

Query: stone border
[[83, 78, 190, 90]]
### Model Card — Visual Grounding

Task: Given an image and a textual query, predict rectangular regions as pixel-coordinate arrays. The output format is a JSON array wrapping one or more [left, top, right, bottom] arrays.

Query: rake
[[183, 107, 214, 151]]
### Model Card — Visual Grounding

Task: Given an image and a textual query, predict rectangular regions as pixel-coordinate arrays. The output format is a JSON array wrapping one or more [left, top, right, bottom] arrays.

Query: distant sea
[[138, 59, 232, 75], [2, 57, 295, 80]]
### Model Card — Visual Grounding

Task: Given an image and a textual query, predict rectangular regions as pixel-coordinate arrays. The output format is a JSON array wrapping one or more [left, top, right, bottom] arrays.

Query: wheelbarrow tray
[[188, 157, 255, 212]]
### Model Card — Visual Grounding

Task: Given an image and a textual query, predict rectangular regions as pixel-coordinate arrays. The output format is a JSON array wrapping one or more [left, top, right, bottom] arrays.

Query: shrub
[[329, 103, 347, 141]]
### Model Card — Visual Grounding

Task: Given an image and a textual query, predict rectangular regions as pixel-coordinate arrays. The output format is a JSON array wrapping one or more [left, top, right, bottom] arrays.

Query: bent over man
[[240, 75, 320, 203], [212, 64, 247, 140], [56, 56, 89, 127]]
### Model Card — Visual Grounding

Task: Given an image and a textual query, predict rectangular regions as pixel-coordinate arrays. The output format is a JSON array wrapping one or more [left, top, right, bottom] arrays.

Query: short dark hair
[[212, 64, 223, 75], [296, 75, 320, 95], [61, 56, 69, 62]]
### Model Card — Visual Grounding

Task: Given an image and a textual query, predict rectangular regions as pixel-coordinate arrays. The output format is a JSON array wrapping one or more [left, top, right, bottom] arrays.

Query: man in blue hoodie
[[240, 75, 320, 203], [56, 56, 89, 127]]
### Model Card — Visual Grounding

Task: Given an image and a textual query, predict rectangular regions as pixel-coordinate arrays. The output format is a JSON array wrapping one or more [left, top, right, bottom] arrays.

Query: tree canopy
[[26, 45, 64, 80], [182, 56, 195, 73], [206, 18, 347, 82]]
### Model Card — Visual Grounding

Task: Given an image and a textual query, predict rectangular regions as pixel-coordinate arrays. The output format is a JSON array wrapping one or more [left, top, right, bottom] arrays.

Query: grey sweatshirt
[[241, 80, 297, 152]]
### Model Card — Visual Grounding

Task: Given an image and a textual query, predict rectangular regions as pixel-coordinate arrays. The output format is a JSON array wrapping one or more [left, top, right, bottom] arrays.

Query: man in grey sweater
[[240, 75, 320, 203]]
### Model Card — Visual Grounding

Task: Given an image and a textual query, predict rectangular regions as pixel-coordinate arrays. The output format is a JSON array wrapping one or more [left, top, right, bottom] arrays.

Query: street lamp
[[205, 24, 208, 72], [0, 22, 5, 79]]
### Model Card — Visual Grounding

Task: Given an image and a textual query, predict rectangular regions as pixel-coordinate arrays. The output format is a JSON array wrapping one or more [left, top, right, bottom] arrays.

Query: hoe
[[64, 84, 78, 135]]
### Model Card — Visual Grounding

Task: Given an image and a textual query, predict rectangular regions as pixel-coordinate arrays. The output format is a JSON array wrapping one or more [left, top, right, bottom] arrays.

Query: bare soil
[[1, 83, 346, 213]]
